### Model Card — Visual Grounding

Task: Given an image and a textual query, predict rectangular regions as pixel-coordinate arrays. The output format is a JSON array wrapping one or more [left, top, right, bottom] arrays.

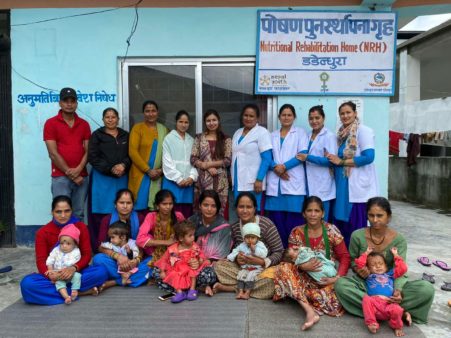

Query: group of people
[[19, 87, 434, 335]]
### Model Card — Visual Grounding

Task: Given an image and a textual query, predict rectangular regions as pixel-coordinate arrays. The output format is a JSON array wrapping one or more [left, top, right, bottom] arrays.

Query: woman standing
[[92, 189, 150, 288], [296, 105, 337, 221], [273, 196, 350, 330], [266, 104, 308, 247], [335, 197, 434, 324], [128, 100, 168, 213], [191, 109, 232, 218], [232, 104, 272, 212], [214, 192, 284, 299], [88, 107, 130, 247], [162, 110, 198, 218], [21, 196, 107, 305], [326, 101, 378, 246]]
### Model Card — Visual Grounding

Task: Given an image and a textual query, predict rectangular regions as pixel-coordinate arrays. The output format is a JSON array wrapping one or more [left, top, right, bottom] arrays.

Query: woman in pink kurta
[[135, 190, 184, 266]]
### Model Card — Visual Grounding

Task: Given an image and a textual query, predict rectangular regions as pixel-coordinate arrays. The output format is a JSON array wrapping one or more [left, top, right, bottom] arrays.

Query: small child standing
[[155, 220, 210, 303], [45, 223, 82, 304], [227, 223, 268, 300], [284, 246, 337, 282], [355, 247, 411, 337], [100, 221, 140, 285]]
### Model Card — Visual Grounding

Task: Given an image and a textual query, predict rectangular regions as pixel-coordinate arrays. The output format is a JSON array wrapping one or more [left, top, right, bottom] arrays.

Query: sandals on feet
[[432, 260, 451, 271], [171, 291, 186, 303], [186, 289, 198, 301], [441, 282, 451, 291], [422, 273, 435, 284], [417, 257, 432, 267]]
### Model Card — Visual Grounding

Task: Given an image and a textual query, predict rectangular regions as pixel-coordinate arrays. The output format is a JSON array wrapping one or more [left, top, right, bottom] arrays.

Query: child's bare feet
[[64, 296, 72, 305], [404, 312, 412, 326], [71, 290, 78, 301], [241, 290, 251, 300], [236, 290, 244, 299], [394, 328, 405, 337], [212, 282, 235, 294], [367, 323, 378, 334], [205, 285, 213, 297], [301, 312, 320, 331]]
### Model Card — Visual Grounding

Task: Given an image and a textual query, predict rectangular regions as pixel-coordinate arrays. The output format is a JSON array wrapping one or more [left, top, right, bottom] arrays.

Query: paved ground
[[0, 200, 450, 337]]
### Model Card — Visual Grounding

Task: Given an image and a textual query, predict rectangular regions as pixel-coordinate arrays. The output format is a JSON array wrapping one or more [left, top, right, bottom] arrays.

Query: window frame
[[118, 57, 277, 132]]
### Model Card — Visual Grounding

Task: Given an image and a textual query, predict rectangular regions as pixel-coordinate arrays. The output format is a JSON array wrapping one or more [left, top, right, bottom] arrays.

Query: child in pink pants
[[355, 247, 410, 337]]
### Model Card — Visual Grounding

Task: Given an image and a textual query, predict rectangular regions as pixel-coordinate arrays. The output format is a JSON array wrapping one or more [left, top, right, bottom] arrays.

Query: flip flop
[[432, 260, 451, 271], [0, 265, 12, 273], [422, 273, 435, 284], [417, 257, 432, 267], [441, 282, 451, 292]]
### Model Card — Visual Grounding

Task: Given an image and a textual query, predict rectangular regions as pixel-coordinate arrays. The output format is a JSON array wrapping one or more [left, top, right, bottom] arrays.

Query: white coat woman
[[162, 110, 198, 218], [296, 105, 337, 222], [231, 104, 272, 212], [325, 101, 378, 246], [266, 104, 308, 247]]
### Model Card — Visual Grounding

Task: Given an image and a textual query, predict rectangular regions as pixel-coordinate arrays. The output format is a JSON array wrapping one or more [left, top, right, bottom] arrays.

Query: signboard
[[255, 10, 397, 96]]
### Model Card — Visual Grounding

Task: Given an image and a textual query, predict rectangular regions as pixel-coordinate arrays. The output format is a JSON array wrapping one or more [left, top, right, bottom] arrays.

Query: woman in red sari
[[273, 196, 350, 331]]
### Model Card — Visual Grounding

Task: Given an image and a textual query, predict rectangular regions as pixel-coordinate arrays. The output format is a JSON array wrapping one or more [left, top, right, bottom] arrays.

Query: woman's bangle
[[340, 159, 345, 166]]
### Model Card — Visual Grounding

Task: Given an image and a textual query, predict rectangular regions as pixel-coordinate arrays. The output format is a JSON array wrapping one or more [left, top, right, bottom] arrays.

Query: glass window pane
[[202, 65, 267, 137], [128, 65, 196, 135]]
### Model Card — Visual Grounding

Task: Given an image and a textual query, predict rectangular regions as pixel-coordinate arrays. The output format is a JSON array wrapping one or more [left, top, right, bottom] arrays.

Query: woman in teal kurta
[[335, 197, 434, 324]]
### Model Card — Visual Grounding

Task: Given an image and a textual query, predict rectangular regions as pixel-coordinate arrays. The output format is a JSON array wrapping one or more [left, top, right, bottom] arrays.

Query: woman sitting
[[20, 196, 107, 305], [188, 190, 232, 295], [214, 192, 284, 299], [273, 196, 350, 331], [335, 197, 435, 325], [135, 189, 184, 290], [92, 189, 150, 289]]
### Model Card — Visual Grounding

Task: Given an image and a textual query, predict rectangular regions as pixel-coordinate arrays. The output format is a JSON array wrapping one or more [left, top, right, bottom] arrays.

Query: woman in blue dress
[[265, 104, 308, 247], [296, 105, 337, 222], [231, 104, 272, 212], [326, 101, 379, 246], [88, 107, 130, 249]]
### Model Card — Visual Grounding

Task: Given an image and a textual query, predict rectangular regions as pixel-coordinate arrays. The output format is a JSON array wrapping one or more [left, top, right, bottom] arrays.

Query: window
[[120, 58, 274, 135]]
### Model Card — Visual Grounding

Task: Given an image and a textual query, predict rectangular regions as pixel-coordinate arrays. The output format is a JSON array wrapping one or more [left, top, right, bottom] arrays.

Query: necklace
[[369, 227, 386, 246]]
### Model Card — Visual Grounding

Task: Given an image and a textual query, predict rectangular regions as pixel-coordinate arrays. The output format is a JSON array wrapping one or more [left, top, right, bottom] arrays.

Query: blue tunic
[[334, 141, 375, 222], [233, 135, 272, 211]]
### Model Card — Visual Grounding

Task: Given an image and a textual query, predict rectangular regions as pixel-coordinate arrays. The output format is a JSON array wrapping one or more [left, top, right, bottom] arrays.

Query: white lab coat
[[232, 124, 272, 191], [266, 126, 308, 196], [305, 127, 337, 201], [162, 130, 198, 183], [348, 124, 379, 203]]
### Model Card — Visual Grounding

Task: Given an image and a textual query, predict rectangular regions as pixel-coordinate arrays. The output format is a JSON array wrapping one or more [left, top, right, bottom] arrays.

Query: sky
[[400, 13, 451, 31]]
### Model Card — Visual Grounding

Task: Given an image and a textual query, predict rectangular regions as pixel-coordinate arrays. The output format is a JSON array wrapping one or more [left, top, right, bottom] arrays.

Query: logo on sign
[[369, 72, 389, 87], [260, 75, 270, 86]]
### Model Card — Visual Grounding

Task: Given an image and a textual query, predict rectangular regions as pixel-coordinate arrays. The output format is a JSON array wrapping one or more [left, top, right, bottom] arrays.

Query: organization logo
[[320, 72, 329, 93], [259, 75, 270, 86], [369, 72, 389, 87]]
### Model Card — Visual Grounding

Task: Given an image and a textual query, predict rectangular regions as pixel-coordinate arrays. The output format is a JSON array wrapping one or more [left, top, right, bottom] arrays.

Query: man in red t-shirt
[[43, 88, 91, 219]]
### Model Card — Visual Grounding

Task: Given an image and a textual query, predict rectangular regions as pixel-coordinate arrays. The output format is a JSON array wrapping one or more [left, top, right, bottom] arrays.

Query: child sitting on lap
[[227, 223, 268, 300], [45, 223, 82, 305], [355, 246, 411, 337], [284, 246, 337, 282], [101, 221, 140, 285]]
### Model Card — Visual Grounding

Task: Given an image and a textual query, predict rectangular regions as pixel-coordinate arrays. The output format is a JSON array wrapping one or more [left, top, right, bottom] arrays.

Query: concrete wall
[[388, 157, 451, 211], [11, 6, 390, 245]]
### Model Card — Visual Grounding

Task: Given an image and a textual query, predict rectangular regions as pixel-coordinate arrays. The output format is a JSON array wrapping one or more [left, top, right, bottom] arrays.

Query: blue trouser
[[51, 176, 89, 220], [92, 253, 151, 287], [20, 265, 107, 305], [55, 271, 81, 291]]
